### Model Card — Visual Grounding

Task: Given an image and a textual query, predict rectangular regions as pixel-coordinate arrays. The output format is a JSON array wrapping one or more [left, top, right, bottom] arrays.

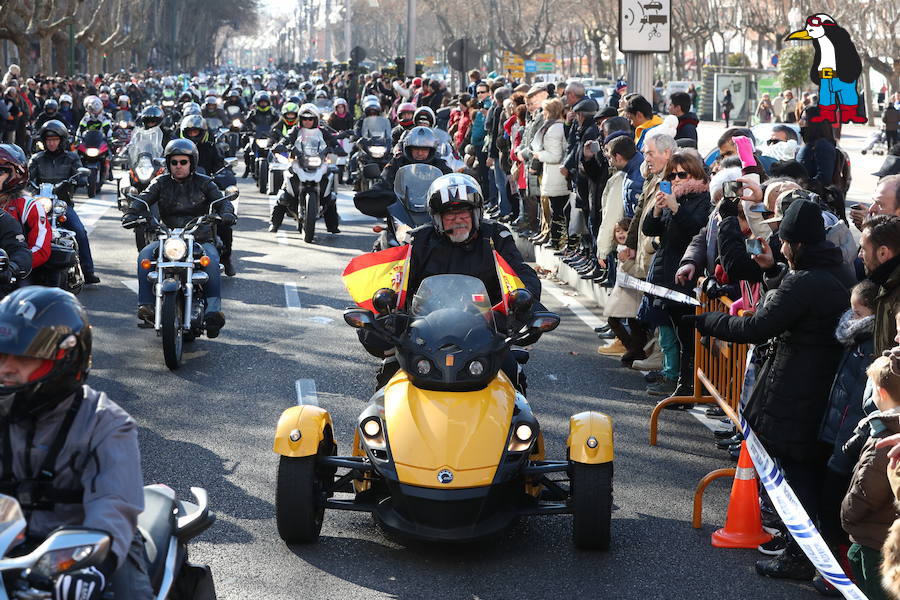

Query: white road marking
[[295, 378, 318, 406], [75, 196, 117, 235], [284, 281, 301, 310], [336, 190, 375, 224], [120, 279, 139, 294], [541, 280, 605, 330]]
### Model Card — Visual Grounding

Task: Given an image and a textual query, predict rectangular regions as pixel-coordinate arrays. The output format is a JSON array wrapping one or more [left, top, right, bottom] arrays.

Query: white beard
[[446, 226, 471, 243]]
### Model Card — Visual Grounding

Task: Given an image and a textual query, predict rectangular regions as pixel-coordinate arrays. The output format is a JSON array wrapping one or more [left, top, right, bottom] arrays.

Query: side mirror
[[372, 288, 397, 315], [507, 288, 533, 318], [76, 167, 90, 176], [152, 157, 166, 168], [24, 528, 110, 576], [224, 156, 237, 168], [344, 308, 375, 329], [529, 311, 560, 332]]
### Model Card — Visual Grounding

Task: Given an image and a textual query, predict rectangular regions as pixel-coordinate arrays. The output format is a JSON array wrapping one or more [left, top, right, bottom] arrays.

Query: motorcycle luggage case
[[45, 244, 77, 269]]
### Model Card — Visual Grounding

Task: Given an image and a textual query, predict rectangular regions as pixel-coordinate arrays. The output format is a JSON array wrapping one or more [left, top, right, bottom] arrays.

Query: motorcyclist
[[130, 105, 171, 150], [223, 88, 245, 113], [27, 121, 100, 284], [326, 98, 353, 133], [267, 101, 300, 146], [268, 104, 344, 234], [122, 139, 235, 336], [0, 144, 51, 272], [201, 95, 227, 126], [75, 96, 112, 142], [379, 126, 452, 190], [0, 287, 153, 599], [391, 101, 417, 147], [57, 94, 76, 130], [242, 91, 279, 178], [365, 174, 542, 390], [179, 115, 238, 276], [181, 101, 202, 117], [353, 96, 387, 138], [113, 95, 134, 125], [33, 98, 61, 132]]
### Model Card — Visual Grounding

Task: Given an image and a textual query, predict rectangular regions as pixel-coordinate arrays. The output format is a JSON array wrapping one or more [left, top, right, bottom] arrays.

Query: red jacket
[[454, 110, 472, 150], [2, 197, 50, 268]]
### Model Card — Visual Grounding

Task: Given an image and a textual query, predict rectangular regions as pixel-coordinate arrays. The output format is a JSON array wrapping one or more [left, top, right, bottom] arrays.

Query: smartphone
[[587, 140, 601, 155], [659, 180, 672, 194], [850, 202, 870, 211], [745, 238, 763, 255], [723, 180, 741, 199]]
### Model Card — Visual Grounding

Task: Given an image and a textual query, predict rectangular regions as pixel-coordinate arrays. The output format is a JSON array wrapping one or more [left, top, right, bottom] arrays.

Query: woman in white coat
[[530, 97, 569, 248]]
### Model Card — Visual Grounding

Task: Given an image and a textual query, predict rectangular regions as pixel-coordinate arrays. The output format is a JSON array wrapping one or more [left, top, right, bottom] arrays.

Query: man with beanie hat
[[687, 198, 850, 582]]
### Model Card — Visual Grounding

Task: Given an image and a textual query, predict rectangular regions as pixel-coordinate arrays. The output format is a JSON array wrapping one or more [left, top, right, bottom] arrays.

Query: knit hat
[[778, 199, 825, 244]]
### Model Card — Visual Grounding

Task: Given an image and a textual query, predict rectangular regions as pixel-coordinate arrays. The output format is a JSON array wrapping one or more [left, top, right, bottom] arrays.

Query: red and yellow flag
[[493, 250, 525, 314], [342, 245, 412, 311]]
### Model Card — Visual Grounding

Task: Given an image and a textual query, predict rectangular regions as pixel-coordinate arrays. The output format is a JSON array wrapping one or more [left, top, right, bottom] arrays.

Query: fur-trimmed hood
[[673, 177, 709, 198]]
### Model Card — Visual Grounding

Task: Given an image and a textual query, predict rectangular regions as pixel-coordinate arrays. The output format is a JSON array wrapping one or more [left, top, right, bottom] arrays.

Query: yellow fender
[[567, 411, 614, 464], [273, 405, 334, 458]]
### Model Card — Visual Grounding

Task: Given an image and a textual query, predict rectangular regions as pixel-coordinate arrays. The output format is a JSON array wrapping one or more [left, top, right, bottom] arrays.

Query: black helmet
[[403, 126, 437, 161], [0, 144, 29, 195], [140, 105, 164, 128], [573, 97, 600, 115], [426, 174, 484, 242], [163, 138, 199, 172], [38, 120, 69, 146], [254, 91, 271, 108], [0, 287, 92, 421], [43, 98, 58, 113], [179, 114, 208, 144]]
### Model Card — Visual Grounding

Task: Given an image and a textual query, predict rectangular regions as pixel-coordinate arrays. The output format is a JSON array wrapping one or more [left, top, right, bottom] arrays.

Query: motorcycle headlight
[[162, 100, 174, 107], [232, 119, 242, 128], [86, 148, 100, 157], [118, 120, 128, 128], [225, 185, 239, 196], [53, 204, 66, 215], [163, 238, 187, 261], [256, 139, 270, 148], [369, 146, 386, 158], [135, 166, 154, 181], [305, 156, 322, 167], [37, 197, 52, 215]]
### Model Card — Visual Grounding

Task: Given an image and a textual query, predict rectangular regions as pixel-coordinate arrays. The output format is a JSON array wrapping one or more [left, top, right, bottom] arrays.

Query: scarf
[[834, 309, 875, 347]]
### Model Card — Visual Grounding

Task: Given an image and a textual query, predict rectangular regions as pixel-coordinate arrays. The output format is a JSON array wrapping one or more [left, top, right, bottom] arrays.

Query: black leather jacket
[[195, 141, 235, 188], [28, 150, 83, 204], [245, 107, 279, 131], [0, 209, 32, 280], [131, 173, 234, 243]]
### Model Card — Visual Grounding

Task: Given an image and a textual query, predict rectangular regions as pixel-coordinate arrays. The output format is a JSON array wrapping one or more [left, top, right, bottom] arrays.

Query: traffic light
[[395, 56, 405, 77], [415, 62, 424, 76]]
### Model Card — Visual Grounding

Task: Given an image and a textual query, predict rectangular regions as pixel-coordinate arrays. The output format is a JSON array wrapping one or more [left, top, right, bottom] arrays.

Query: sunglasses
[[666, 171, 690, 181], [169, 159, 190, 166], [766, 138, 781, 145]]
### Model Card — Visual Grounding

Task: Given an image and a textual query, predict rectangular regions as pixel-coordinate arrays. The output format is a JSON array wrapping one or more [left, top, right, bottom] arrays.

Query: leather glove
[[54, 566, 105, 600], [121, 213, 144, 229], [219, 212, 237, 227], [701, 277, 725, 299], [717, 198, 739, 219]]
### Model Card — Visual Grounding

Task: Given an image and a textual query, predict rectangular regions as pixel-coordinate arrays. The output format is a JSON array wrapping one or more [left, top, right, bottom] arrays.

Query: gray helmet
[[403, 126, 437, 161], [163, 138, 199, 172], [426, 173, 484, 241], [43, 98, 59, 112], [182, 101, 202, 116], [38, 119, 70, 145], [179, 114, 208, 144]]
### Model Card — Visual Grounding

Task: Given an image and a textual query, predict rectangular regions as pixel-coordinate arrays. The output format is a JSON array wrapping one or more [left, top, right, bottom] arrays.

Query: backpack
[[832, 147, 851, 193]]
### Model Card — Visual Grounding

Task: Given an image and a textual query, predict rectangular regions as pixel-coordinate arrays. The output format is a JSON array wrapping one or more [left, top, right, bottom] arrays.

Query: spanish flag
[[493, 250, 525, 314], [342, 245, 412, 312]]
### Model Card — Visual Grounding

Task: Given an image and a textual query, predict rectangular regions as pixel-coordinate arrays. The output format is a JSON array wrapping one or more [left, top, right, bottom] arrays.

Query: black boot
[[755, 539, 815, 581], [269, 203, 286, 233]]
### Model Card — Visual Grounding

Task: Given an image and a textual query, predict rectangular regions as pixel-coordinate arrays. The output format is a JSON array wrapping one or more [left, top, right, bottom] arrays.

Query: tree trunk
[[862, 62, 873, 124]]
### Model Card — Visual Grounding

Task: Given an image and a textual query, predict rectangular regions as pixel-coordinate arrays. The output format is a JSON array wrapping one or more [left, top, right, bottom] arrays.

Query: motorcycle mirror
[[223, 157, 238, 168], [127, 194, 150, 212], [76, 167, 90, 176], [507, 289, 533, 319], [529, 311, 560, 333], [152, 157, 166, 168], [372, 288, 398, 315], [19, 528, 111, 575], [343, 308, 375, 329]]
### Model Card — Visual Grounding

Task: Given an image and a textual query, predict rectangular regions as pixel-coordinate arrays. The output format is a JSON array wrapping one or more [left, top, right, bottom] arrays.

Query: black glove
[[701, 277, 725, 299], [219, 212, 237, 227], [54, 566, 105, 600], [121, 213, 145, 229], [717, 198, 739, 219]]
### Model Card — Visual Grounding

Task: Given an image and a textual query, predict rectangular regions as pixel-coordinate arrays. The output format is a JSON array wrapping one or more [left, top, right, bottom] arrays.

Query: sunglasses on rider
[[169, 159, 190, 166], [665, 170, 690, 181]]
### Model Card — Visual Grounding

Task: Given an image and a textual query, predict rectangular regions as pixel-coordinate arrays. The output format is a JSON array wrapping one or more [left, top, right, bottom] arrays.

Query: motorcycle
[[124, 193, 235, 370], [266, 143, 290, 196], [0, 485, 216, 599], [354, 164, 443, 251], [268, 129, 337, 243], [354, 116, 393, 191], [222, 106, 244, 158], [245, 124, 272, 191], [117, 127, 166, 250], [110, 113, 134, 169], [77, 130, 110, 198], [30, 168, 91, 294], [273, 275, 614, 548]]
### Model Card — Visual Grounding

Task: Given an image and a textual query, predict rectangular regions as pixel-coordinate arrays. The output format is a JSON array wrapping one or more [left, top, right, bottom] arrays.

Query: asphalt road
[[65, 163, 832, 600]]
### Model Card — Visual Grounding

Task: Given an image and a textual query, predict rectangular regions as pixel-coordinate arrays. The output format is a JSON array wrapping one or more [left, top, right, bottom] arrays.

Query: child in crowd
[[841, 353, 900, 600], [600, 218, 646, 365]]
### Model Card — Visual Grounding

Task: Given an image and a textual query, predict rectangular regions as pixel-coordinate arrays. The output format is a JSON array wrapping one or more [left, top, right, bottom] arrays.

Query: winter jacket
[[597, 171, 626, 259], [642, 179, 711, 300], [28, 149, 83, 204], [470, 111, 487, 148], [716, 215, 784, 284], [453, 111, 472, 150], [694, 241, 851, 462], [872, 254, 900, 356], [620, 152, 645, 218], [675, 112, 699, 142], [1, 196, 51, 269], [820, 311, 875, 475], [842, 412, 900, 550], [531, 121, 568, 197], [797, 138, 836, 192], [634, 114, 663, 150], [132, 172, 233, 243], [0, 386, 144, 566], [519, 111, 545, 192], [883, 107, 899, 132], [0, 209, 31, 278]]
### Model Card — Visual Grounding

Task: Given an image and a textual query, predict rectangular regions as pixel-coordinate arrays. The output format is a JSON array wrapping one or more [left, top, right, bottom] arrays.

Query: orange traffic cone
[[711, 441, 773, 548]]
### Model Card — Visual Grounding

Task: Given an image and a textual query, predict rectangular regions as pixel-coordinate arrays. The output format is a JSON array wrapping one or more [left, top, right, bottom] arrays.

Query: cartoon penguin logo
[[785, 14, 867, 125]]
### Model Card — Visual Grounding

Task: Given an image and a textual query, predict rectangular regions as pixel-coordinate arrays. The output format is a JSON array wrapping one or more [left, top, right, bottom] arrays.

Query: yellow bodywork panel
[[273, 404, 334, 457], [384, 371, 516, 489], [567, 411, 614, 464]]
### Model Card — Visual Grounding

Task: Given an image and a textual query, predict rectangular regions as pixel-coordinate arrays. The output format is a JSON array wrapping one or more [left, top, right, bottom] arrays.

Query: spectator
[[796, 106, 837, 196], [667, 91, 698, 143], [466, 69, 483, 97], [841, 354, 900, 600], [755, 93, 774, 123], [691, 199, 850, 582], [851, 174, 900, 231], [485, 86, 513, 218], [530, 97, 568, 249], [1, 87, 20, 144], [608, 135, 643, 220], [687, 83, 699, 113], [884, 103, 899, 150], [761, 124, 800, 162], [597, 218, 648, 361], [507, 104, 529, 225], [859, 215, 900, 355], [470, 82, 491, 207], [520, 83, 550, 240], [721, 88, 733, 127], [624, 95, 663, 150], [782, 90, 798, 123], [773, 91, 785, 123], [641, 150, 711, 398], [563, 97, 600, 267], [609, 80, 627, 110]]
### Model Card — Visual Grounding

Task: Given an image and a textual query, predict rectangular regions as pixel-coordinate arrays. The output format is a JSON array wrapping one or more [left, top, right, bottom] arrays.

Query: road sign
[[524, 60, 536, 73], [535, 53, 555, 72], [619, 0, 671, 53]]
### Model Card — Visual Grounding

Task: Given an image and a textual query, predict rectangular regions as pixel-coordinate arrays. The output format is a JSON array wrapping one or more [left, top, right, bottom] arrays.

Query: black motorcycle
[[76, 130, 110, 198], [31, 169, 91, 293]]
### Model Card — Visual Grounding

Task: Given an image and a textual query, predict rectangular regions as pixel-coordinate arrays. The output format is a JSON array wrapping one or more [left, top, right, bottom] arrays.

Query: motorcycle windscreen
[[393, 164, 443, 213], [81, 130, 106, 149], [0, 494, 25, 556], [128, 128, 163, 165], [360, 116, 392, 140]]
